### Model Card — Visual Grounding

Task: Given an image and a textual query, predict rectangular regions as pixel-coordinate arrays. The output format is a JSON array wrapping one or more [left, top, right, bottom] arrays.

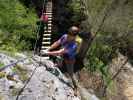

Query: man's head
[[68, 26, 79, 36], [67, 26, 79, 41]]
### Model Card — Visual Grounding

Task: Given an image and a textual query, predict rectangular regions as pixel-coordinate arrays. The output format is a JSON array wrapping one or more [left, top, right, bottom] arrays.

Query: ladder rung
[[48, 17, 52, 20], [48, 15, 52, 18], [41, 46, 50, 49], [48, 20, 52, 23], [48, 27, 52, 30], [47, 2, 52, 5], [43, 57, 49, 59], [40, 56, 49, 59], [46, 8, 52, 11], [43, 34, 51, 36], [42, 42, 51, 44], [48, 23, 52, 26], [47, 7, 52, 9], [44, 30, 52, 33], [46, 4, 52, 7], [48, 23, 52, 25], [45, 12, 52, 15], [43, 38, 51, 40], [46, 11, 52, 13]]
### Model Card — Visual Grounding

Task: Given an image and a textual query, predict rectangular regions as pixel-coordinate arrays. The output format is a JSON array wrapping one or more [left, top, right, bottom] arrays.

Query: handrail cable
[[16, 0, 47, 99]]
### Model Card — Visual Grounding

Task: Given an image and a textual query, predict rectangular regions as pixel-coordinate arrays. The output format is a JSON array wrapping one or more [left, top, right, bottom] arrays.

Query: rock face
[[0, 52, 99, 100], [108, 53, 133, 100]]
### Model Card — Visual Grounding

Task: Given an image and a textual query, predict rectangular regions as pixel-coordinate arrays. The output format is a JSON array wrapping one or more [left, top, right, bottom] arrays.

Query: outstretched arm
[[47, 48, 68, 56], [48, 34, 66, 51], [48, 40, 60, 51]]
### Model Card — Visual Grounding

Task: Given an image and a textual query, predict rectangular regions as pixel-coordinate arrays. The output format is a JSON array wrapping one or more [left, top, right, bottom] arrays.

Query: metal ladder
[[41, 1, 53, 59]]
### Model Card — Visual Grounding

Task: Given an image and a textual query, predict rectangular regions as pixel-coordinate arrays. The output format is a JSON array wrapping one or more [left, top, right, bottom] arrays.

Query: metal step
[[46, 8, 52, 11], [46, 7, 52, 9], [43, 34, 51, 36], [42, 41, 51, 45], [48, 27, 52, 30], [46, 11, 52, 13], [44, 30, 52, 33], [48, 23, 52, 26], [48, 17, 52, 20], [48, 20, 52, 23], [40, 56, 49, 60], [41, 46, 50, 49], [46, 5, 52, 7], [45, 12, 52, 14], [48, 15, 52, 18], [42, 57, 49, 59], [43, 37, 51, 40], [47, 2, 52, 6]]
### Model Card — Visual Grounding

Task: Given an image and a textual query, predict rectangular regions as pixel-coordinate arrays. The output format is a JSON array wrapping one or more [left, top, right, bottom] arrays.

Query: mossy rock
[[0, 72, 6, 78], [11, 88, 20, 96], [12, 65, 29, 82], [0, 62, 4, 68]]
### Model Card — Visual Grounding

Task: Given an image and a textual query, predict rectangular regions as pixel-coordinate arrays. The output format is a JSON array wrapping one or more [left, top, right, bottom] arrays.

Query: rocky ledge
[[0, 52, 99, 100]]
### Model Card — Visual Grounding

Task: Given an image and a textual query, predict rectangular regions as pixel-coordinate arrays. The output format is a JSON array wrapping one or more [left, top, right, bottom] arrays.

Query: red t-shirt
[[40, 14, 48, 23]]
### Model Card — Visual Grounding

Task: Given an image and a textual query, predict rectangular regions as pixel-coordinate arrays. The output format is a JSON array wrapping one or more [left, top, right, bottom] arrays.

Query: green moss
[[12, 65, 28, 82], [0, 50, 17, 58], [0, 72, 6, 78], [0, 62, 4, 68], [107, 80, 117, 96], [11, 88, 20, 96]]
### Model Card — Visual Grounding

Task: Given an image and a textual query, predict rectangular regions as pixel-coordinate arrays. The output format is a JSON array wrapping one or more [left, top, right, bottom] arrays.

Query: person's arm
[[48, 40, 60, 51], [47, 48, 68, 56], [48, 34, 66, 51]]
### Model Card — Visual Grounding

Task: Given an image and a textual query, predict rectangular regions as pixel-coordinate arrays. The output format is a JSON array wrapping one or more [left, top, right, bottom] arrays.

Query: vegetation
[[81, 0, 133, 98], [67, 0, 85, 25], [0, 0, 37, 52], [0, 0, 132, 99]]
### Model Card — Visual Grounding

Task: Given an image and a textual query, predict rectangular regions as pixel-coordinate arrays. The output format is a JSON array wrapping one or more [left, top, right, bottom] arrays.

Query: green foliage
[[0, 0, 37, 51], [67, 0, 85, 25], [86, 33, 114, 70], [85, 30, 133, 94], [0, 72, 6, 78], [85, 31, 119, 90]]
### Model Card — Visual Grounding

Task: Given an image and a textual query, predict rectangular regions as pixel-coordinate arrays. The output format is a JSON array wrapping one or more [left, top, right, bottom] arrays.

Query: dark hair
[[68, 26, 79, 36]]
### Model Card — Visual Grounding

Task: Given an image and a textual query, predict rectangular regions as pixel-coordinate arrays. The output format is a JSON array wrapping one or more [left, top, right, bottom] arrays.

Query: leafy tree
[[0, 0, 38, 51]]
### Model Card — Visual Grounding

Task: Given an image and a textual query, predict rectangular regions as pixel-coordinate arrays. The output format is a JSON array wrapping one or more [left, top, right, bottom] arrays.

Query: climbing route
[[41, 0, 53, 59]]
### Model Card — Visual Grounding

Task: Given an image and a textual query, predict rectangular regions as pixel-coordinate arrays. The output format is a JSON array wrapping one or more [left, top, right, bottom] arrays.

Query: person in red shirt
[[40, 13, 48, 23], [35, 13, 48, 54]]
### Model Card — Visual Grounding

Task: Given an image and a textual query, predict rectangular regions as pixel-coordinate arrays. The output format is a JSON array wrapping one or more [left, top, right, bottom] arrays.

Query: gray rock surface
[[0, 52, 99, 100]]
